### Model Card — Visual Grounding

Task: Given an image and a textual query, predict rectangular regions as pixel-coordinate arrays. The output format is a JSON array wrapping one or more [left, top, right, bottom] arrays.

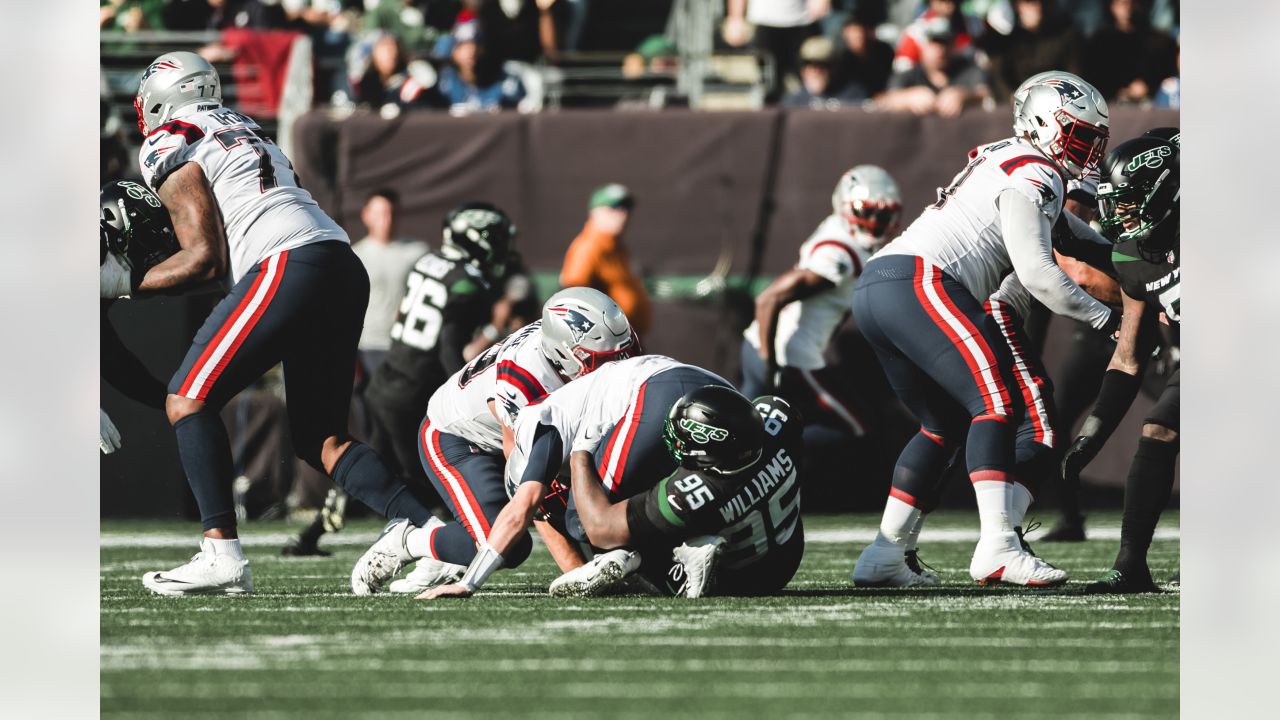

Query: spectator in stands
[[892, 0, 980, 73], [622, 35, 679, 79], [351, 33, 438, 110], [560, 183, 653, 338], [978, 0, 1081, 101], [782, 36, 868, 108], [1083, 0, 1178, 104], [1153, 42, 1179, 108], [464, 0, 568, 65], [831, 7, 895, 99], [208, 0, 289, 29], [723, 0, 832, 100], [878, 16, 988, 117], [364, 0, 457, 56], [162, 0, 217, 30], [100, 0, 164, 31], [352, 189, 429, 374], [436, 20, 527, 113]]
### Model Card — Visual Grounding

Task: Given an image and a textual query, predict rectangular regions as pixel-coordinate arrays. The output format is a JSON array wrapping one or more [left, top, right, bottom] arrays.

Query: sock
[[1114, 437, 1179, 574], [207, 536, 245, 561], [404, 518, 445, 560], [878, 494, 921, 547], [330, 442, 434, 526], [1010, 481, 1034, 529], [905, 512, 927, 553], [174, 411, 238, 532], [972, 476, 1014, 537]]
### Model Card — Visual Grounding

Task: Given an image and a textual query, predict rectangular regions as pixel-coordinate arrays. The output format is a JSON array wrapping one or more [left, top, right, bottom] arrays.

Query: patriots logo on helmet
[[1041, 78, 1085, 103], [678, 419, 729, 445], [141, 59, 182, 83], [549, 306, 596, 344]]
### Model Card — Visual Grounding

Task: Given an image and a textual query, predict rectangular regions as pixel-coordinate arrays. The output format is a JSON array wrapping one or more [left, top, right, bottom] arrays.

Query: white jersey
[[878, 136, 1067, 303], [425, 321, 565, 454], [988, 272, 1033, 319], [743, 215, 870, 370], [138, 107, 348, 284], [506, 355, 729, 494]]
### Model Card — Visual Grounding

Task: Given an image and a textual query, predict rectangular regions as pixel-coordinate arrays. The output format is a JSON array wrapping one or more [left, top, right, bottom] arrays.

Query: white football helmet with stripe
[[1012, 71, 1110, 180], [831, 165, 903, 251], [134, 51, 223, 135], [540, 287, 638, 380]]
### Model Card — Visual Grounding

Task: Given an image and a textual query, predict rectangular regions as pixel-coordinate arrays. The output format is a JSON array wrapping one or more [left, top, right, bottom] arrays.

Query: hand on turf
[[416, 583, 473, 600]]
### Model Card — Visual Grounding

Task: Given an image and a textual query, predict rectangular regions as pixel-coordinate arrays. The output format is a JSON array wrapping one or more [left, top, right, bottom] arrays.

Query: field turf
[[101, 511, 1178, 719]]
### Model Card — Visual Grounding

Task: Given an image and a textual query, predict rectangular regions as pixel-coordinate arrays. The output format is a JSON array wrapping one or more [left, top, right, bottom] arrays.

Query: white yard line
[[100, 525, 1180, 549]]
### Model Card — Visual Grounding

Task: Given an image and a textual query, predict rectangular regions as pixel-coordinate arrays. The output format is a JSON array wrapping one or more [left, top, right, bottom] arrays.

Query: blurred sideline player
[[851, 72, 1117, 587], [100, 180, 178, 454], [348, 288, 639, 594], [417, 354, 732, 599], [285, 203, 513, 556], [1063, 136, 1181, 593], [742, 165, 903, 442], [111, 52, 437, 595], [556, 388, 805, 598]]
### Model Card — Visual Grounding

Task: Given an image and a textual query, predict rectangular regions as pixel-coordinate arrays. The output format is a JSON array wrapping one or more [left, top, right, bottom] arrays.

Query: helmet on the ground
[[134, 51, 222, 135], [1096, 137, 1180, 259], [440, 202, 515, 273], [831, 165, 903, 249], [1143, 126, 1181, 148], [100, 180, 178, 270], [663, 385, 765, 475], [540, 287, 639, 380], [1013, 72, 1110, 179]]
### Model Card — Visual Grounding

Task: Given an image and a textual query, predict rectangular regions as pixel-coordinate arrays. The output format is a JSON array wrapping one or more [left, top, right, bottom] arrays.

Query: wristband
[[1091, 369, 1141, 428], [457, 542, 505, 592]]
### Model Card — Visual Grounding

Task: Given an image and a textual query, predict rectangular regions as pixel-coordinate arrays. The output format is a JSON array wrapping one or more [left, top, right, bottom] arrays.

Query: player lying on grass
[[849, 71, 1117, 587], [552, 389, 805, 598], [349, 287, 639, 594], [1064, 134, 1181, 594], [416, 355, 732, 599]]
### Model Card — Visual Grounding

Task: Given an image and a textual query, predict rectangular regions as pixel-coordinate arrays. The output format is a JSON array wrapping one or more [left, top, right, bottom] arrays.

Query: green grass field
[[101, 512, 1178, 719]]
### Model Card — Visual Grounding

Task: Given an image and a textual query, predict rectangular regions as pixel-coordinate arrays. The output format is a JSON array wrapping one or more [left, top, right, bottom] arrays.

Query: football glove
[[101, 252, 134, 299], [100, 408, 122, 454]]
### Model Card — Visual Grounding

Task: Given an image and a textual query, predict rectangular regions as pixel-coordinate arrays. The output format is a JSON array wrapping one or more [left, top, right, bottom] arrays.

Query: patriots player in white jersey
[[349, 288, 639, 595], [108, 52, 436, 595], [416, 355, 733, 599], [743, 165, 903, 440], [851, 73, 1120, 588]]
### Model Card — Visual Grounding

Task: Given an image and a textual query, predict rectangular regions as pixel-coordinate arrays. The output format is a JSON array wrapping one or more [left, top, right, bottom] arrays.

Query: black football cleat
[[1041, 518, 1086, 542], [1084, 568, 1159, 594], [281, 536, 331, 557]]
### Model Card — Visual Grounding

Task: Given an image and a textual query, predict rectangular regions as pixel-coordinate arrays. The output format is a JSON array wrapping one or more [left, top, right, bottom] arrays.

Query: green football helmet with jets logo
[[663, 385, 765, 475], [1096, 135, 1180, 258]]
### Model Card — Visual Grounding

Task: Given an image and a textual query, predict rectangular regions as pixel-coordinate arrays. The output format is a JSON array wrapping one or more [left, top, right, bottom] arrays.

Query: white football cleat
[[142, 538, 253, 596], [549, 549, 641, 598], [672, 535, 726, 598], [350, 519, 414, 595], [388, 558, 468, 594], [852, 541, 940, 587], [969, 532, 1068, 587]]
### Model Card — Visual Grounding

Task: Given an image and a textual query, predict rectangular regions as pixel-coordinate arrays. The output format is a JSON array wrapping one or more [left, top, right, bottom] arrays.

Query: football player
[[1063, 135, 1181, 593], [553, 388, 804, 598], [348, 287, 639, 594], [285, 203, 514, 557], [415, 355, 733, 599], [100, 179, 178, 453], [115, 52, 436, 595], [742, 165, 903, 439], [851, 72, 1117, 587]]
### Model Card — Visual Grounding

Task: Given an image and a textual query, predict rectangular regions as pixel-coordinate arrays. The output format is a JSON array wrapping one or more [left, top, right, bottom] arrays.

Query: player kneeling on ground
[[553, 388, 805, 598], [417, 355, 732, 600]]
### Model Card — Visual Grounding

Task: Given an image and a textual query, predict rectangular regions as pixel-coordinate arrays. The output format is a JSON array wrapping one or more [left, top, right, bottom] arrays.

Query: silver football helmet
[[541, 287, 639, 380], [134, 51, 222, 135], [1012, 72, 1110, 180], [831, 165, 903, 250]]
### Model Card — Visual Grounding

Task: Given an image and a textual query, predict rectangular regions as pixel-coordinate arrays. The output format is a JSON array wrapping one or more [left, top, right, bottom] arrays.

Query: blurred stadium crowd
[[102, 0, 1180, 118]]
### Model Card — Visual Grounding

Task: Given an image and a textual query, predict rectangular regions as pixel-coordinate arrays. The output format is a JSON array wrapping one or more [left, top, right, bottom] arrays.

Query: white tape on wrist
[[458, 542, 505, 592]]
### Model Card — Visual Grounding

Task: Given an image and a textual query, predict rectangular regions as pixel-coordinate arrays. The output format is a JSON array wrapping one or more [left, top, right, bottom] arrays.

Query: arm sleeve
[[1000, 188, 1113, 331], [1053, 210, 1115, 273], [100, 304, 167, 410]]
